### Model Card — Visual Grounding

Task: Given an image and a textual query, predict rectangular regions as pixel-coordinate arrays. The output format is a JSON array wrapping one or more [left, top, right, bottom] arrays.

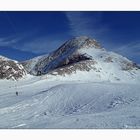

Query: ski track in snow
[[0, 76, 140, 129]]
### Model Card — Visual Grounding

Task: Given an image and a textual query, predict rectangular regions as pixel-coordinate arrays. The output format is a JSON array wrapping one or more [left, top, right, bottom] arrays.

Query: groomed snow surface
[[0, 75, 140, 129]]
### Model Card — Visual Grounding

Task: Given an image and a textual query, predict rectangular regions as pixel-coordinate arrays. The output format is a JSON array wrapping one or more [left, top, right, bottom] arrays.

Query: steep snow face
[[21, 36, 140, 83], [0, 55, 27, 80], [22, 36, 101, 75], [21, 54, 49, 75]]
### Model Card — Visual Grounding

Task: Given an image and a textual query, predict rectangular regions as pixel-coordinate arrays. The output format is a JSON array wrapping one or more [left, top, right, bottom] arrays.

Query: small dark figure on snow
[[16, 91, 18, 96], [44, 112, 47, 115]]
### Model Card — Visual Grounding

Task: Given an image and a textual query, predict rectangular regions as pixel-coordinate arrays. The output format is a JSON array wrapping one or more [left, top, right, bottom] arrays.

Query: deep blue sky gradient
[[0, 11, 139, 63]]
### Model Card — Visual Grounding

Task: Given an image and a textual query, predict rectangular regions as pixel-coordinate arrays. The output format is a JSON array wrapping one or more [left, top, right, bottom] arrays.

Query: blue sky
[[0, 11, 140, 63]]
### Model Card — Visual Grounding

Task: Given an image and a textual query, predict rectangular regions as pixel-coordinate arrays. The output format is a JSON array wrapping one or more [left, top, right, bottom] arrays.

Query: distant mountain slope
[[0, 55, 27, 80], [22, 36, 140, 83], [21, 54, 49, 74]]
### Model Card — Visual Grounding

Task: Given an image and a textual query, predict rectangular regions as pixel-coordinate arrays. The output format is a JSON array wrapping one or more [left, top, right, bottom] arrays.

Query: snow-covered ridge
[[22, 36, 102, 75], [0, 56, 27, 80], [0, 55, 11, 61], [22, 36, 140, 83]]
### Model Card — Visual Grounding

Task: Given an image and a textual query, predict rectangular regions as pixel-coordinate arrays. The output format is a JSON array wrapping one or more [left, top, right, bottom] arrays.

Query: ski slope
[[0, 75, 140, 128]]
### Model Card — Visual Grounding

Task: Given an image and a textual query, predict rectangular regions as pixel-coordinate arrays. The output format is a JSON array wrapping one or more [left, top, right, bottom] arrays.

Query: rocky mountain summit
[[0, 56, 27, 80], [21, 36, 140, 82], [22, 36, 102, 75]]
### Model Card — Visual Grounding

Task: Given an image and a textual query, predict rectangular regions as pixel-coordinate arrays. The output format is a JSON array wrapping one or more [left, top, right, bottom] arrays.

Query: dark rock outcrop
[[0, 56, 27, 80]]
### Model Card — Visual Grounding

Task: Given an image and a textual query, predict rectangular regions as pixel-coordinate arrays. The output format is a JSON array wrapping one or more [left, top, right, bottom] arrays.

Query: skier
[[16, 91, 18, 96]]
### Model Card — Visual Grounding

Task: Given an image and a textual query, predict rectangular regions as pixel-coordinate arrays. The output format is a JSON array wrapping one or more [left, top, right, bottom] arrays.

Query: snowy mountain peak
[[21, 36, 140, 83], [59, 36, 101, 50], [53, 36, 101, 59], [22, 36, 101, 75]]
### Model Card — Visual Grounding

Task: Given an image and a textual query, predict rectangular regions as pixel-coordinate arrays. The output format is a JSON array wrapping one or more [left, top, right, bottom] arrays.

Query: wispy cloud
[[0, 37, 18, 46], [112, 41, 140, 63], [113, 41, 140, 55], [0, 29, 46, 51], [65, 12, 109, 38], [0, 32, 29, 48]]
